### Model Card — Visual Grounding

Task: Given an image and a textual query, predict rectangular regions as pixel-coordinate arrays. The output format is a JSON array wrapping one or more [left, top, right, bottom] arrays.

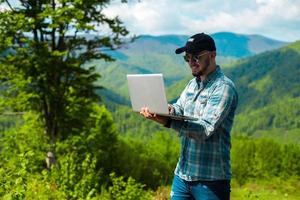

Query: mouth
[[190, 64, 199, 71]]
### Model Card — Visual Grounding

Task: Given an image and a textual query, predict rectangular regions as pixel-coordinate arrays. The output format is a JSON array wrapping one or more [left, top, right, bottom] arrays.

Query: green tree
[[0, 0, 129, 147], [100, 173, 152, 200], [231, 137, 257, 185]]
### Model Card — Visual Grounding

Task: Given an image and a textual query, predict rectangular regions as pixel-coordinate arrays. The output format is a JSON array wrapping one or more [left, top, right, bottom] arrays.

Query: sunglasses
[[183, 52, 210, 63]]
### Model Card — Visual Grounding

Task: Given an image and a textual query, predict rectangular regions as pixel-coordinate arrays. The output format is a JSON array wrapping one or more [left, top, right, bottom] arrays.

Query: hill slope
[[226, 41, 300, 111]]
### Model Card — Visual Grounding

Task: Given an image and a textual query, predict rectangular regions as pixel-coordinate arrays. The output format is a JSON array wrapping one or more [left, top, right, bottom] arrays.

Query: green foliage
[[231, 177, 300, 200], [0, 3, 299, 197], [49, 104, 119, 199], [0, 114, 22, 133], [0, 112, 56, 198], [227, 43, 300, 141], [0, 1, 133, 197], [0, 111, 49, 168], [99, 173, 152, 200], [0, 105, 121, 199], [231, 137, 300, 185], [113, 131, 180, 189], [0, 0, 129, 143], [233, 97, 300, 132], [283, 40, 300, 54], [109, 104, 164, 138], [49, 153, 100, 199], [226, 47, 300, 112]]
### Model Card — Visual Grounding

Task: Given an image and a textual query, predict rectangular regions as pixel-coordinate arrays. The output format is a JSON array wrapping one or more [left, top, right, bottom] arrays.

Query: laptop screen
[[127, 74, 169, 115]]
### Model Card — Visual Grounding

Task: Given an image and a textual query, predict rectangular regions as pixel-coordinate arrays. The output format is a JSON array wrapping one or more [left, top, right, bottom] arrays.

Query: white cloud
[[0, 4, 8, 12], [104, 0, 300, 41], [2, 0, 299, 41]]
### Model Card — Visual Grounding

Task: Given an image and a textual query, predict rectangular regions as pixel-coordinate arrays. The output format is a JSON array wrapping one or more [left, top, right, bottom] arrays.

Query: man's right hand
[[140, 107, 170, 126], [168, 104, 174, 114]]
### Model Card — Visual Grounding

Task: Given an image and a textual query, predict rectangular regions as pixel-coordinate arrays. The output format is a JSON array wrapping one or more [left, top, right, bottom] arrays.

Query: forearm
[[170, 119, 209, 140], [139, 107, 170, 126]]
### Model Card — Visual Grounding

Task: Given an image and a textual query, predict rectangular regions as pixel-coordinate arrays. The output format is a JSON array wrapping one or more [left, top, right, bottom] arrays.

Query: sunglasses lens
[[183, 55, 189, 62], [192, 55, 198, 62], [183, 54, 205, 62]]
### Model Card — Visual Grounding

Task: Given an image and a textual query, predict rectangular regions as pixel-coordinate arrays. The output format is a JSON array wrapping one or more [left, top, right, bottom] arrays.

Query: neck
[[199, 63, 217, 81]]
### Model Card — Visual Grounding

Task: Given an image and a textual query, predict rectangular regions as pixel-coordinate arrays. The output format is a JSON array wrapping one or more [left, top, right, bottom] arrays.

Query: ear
[[211, 51, 216, 58]]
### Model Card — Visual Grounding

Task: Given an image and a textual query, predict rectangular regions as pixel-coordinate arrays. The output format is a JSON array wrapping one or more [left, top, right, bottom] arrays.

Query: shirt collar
[[196, 65, 221, 86]]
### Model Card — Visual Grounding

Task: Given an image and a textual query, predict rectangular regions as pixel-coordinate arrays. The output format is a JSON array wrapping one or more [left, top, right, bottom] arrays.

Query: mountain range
[[93, 32, 287, 102]]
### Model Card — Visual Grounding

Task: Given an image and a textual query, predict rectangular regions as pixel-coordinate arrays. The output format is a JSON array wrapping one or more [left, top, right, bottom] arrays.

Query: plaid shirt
[[170, 66, 238, 181]]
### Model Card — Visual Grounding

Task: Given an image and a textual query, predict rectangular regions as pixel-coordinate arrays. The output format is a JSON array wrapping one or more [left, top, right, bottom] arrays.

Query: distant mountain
[[93, 32, 287, 104], [212, 32, 287, 57], [119, 32, 287, 59], [227, 41, 300, 140], [226, 40, 300, 111]]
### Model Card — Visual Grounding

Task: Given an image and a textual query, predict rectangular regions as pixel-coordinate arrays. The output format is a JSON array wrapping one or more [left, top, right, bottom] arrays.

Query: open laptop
[[127, 74, 197, 121]]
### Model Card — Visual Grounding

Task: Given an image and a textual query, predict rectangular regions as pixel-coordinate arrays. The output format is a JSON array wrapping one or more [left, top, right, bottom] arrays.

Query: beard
[[192, 56, 211, 77]]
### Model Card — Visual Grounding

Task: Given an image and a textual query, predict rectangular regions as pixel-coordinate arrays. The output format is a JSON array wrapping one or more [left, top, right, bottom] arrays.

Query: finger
[[146, 109, 153, 118], [140, 107, 144, 115], [144, 107, 151, 117], [145, 107, 155, 117], [168, 104, 173, 113], [140, 107, 147, 117]]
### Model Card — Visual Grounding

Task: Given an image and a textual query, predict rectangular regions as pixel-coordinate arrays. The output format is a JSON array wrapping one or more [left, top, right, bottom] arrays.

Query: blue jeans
[[170, 175, 230, 200]]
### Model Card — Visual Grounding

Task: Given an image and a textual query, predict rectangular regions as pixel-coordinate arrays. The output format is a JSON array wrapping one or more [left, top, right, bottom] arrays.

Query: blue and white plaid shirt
[[170, 66, 238, 181]]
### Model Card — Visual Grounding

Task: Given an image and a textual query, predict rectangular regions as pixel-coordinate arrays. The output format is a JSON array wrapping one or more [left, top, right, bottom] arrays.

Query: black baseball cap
[[175, 33, 216, 54]]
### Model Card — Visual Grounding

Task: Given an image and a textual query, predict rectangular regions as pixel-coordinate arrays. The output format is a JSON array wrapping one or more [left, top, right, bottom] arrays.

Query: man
[[140, 33, 238, 200]]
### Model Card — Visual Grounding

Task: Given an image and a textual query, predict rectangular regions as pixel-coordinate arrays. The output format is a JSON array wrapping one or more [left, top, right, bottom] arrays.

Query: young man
[[140, 33, 238, 200]]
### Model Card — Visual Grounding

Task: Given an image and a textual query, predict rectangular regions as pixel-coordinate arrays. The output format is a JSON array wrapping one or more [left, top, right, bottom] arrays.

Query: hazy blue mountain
[[212, 32, 287, 57], [115, 32, 287, 60]]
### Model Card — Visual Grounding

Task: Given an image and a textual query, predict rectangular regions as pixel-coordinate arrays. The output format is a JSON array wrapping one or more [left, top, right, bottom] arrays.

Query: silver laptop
[[127, 74, 197, 121]]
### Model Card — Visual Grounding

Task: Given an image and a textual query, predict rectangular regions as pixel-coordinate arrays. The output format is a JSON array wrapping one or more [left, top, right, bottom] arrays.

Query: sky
[[1, 0, 300, 42], [103, 0, 300, 42]]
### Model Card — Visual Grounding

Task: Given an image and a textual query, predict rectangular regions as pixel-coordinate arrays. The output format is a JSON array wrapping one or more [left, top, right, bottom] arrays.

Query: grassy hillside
[[229, 41, 300, 140], [227, 41, 300, 111]]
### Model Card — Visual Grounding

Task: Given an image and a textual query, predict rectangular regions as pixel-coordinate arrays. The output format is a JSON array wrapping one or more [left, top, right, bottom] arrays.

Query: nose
[[189, 58, 197, 65]]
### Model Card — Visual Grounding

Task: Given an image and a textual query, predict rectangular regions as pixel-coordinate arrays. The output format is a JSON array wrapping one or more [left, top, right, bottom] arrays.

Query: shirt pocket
[[184, 91, 194, 104], [196, 94, 209, 116]]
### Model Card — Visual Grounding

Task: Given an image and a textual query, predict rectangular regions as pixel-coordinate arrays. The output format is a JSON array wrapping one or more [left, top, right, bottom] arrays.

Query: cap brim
[[175, 47, 186, 54]]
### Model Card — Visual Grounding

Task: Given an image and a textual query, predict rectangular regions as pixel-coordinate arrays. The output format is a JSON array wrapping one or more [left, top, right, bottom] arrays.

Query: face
[[183, 51, 212, 77]]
